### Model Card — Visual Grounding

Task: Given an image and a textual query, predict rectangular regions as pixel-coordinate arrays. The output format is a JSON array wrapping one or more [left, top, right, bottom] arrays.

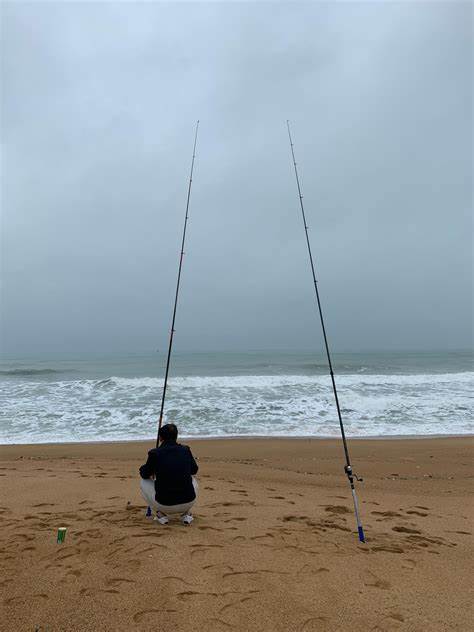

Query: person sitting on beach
[[139, 423, 198, 525]]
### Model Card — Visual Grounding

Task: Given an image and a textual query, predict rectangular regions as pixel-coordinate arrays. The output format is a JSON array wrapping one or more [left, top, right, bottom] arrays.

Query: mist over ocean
[[0, 351, 472, 444]]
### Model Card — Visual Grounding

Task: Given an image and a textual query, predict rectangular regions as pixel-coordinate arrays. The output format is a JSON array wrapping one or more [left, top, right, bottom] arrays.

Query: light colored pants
[[140, 477, 198, 515]]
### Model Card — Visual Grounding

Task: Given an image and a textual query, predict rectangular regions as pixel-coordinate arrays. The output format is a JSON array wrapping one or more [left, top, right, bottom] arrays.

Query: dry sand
[[0, 437, 472, 631]]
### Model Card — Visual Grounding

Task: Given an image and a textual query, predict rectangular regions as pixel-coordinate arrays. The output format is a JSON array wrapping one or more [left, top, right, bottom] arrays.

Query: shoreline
[[1, 432, 473, 449]]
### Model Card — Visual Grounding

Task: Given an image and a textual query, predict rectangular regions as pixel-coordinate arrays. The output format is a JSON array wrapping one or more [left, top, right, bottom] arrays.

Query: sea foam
[[1, 371, 472, 444]]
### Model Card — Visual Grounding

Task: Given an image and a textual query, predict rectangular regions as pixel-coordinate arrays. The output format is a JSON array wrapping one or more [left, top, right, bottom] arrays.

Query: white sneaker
[[181, 513, 194, 525], [154, 511, 169, 525]]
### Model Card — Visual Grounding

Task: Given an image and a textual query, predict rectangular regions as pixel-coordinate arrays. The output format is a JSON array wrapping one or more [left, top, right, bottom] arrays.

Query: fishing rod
[[156, 120, 199, 447], [286, 120, 365, 543]]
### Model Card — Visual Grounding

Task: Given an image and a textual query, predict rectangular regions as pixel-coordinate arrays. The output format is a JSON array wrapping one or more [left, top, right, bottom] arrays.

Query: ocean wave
[[0, 368, 60, 376], [1, 371, 472, 444], [107, 371, 474, 389]]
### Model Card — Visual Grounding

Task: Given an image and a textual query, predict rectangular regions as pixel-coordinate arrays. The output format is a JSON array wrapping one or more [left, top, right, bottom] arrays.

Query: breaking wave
[[0, 371, 472, 444]]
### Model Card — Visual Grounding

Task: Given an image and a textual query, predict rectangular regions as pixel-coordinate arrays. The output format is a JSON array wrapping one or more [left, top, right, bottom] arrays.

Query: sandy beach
[[0, 437, 472, 631]]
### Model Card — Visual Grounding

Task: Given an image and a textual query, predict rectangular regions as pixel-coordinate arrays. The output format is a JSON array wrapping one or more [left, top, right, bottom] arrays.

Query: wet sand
[[0, 437, 472, 631]]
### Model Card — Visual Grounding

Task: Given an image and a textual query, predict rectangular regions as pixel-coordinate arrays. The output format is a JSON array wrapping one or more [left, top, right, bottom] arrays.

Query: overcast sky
[[1, 1, 472, 354]]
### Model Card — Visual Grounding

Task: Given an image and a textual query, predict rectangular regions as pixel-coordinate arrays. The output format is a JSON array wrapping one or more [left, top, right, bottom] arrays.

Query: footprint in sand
[[405, 534, 455, 550], [160, 576, 192, 585], [13, 533, 35, 542], [297, 564, 329, 576], [5, 593, 48, 607], [282, 515, 309, 523], [372, 612, 405, 630], [250, 533, 274, 541], [387, 613, 405, 622], [202, 563, 234, 572], [198, 525, 224, 532], [4, 596, 24, 606], [81, 528, 103, 538], [301, 616, 329, 630], [402, 558, 416, 570], [371, 510, 403, 519], [189, 544, 224, 557], [212, 501, 255, 508], [393, 526, 421, 534], [219, 596, 253, 615], [207, 618, 235, 630], [177, 590, 220, 602], [105, 577, 135, 587], [371, 544, 404, 554], [324, 505, 351, 515], [223, 569, 288, 580], [311, 517, 351, 533], [364, 571, 391, 590]]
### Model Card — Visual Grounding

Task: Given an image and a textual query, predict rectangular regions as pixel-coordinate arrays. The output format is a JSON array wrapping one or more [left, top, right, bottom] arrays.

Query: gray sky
[[1, 1, 472, 354]]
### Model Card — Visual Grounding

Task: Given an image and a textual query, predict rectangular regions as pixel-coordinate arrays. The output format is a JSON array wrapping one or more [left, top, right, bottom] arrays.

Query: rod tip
[[358, 526, 366, 543]]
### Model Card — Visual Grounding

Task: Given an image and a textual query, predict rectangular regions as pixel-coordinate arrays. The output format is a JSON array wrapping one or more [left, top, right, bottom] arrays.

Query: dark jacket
[[139, 441, 198, 506]]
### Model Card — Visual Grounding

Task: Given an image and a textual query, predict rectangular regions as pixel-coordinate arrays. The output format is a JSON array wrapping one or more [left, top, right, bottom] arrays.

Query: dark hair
[[159, 423, 178, 442]]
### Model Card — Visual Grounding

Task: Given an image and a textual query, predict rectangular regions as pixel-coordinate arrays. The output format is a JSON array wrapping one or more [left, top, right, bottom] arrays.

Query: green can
[[57, 527, 67, 544]]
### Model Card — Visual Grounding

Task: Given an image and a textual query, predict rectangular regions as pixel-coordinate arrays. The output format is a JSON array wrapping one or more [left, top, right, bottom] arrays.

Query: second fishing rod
[[286, 120, 365, 543]]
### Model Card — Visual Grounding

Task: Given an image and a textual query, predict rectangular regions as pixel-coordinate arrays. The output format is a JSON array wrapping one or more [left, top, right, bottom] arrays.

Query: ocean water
[[0, 351, 472, 444]]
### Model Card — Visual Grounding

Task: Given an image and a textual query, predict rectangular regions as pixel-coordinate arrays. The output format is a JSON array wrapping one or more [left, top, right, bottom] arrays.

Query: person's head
[[159, 423, 178, 443]]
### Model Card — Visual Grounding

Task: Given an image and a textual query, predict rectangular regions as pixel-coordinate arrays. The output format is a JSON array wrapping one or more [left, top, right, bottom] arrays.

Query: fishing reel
[[344, 464, 363, 482]]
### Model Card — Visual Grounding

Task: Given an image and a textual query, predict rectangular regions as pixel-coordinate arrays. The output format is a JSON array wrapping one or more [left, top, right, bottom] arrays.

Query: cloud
[[1, 1, 472, 352]]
